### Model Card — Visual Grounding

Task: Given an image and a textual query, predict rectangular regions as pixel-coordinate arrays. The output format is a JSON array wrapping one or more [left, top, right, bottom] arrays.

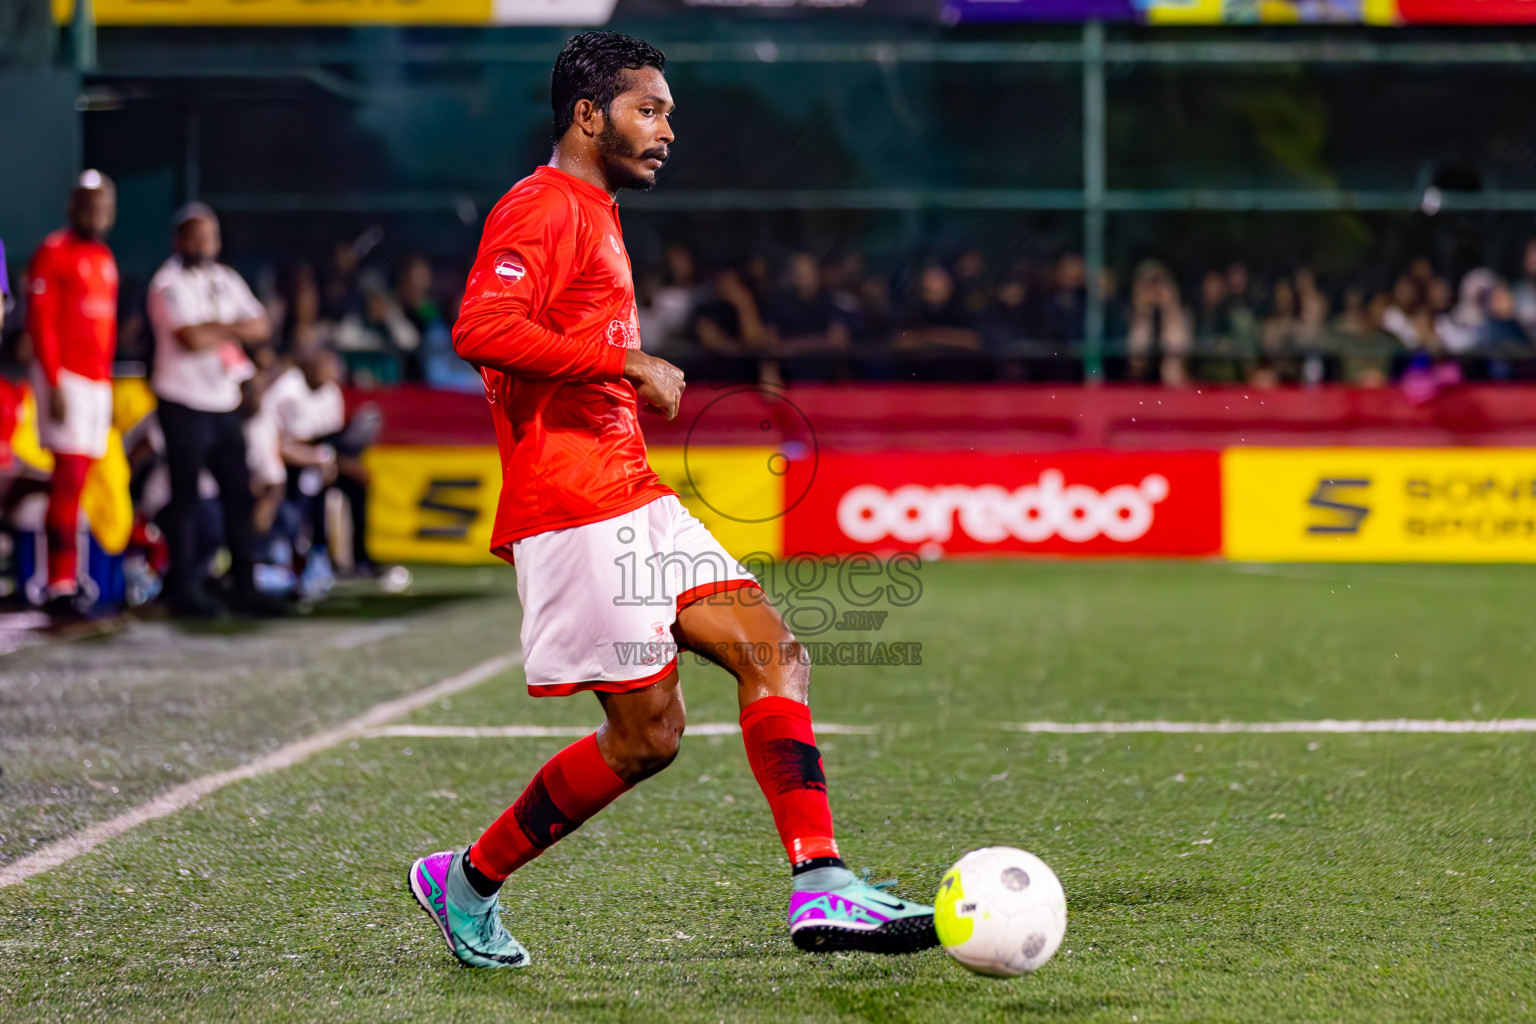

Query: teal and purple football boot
[[789, 869, 939, 954], [408, 850, 530, 969]]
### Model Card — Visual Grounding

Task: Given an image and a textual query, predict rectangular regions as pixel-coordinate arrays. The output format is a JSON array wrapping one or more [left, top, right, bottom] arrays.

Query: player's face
[[70, 188, 116, 242], [597, 68, 674, 192]]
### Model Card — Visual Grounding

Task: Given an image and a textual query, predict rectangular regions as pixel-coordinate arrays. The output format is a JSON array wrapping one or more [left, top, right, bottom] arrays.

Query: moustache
[[638, 148, 669, 164]]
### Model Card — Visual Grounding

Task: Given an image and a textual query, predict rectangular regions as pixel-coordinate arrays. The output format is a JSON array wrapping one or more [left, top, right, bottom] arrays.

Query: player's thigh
[[674, 588, 808, 703]]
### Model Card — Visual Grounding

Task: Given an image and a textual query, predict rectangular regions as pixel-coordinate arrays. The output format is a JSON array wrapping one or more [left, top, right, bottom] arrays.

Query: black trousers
[[286, 462, 372, 568], [158, 398, 256, 602]]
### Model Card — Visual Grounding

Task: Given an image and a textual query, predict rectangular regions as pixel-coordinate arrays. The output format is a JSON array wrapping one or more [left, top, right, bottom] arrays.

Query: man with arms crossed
[[147, 203, 276, 617], [409, 32, 937, 968]]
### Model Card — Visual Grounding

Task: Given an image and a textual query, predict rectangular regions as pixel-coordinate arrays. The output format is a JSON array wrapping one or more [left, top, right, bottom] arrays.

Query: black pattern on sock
[[462, 849, 503, 898], [761, 738, 828, 794], [792, 856, 847, 876], [513, 772, 579, 847]]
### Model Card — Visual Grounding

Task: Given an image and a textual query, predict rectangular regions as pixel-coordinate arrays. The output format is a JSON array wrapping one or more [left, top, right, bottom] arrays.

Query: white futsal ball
[[934, 847, 1067, 978]]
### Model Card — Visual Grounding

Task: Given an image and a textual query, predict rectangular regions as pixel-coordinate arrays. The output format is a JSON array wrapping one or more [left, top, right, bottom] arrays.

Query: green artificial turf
[[2, 562, 1535, 1022]]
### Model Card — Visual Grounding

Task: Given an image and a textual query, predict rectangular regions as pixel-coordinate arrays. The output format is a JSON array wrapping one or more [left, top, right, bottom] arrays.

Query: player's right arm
[[27, 244, 62, 387], [27, 244, 68, 423], [452, 187, 630, 383]]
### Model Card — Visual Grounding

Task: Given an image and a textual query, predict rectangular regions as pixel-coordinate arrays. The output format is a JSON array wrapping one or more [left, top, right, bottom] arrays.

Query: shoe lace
[[855, 868, 900, 894], [475, 904, 508, 946]]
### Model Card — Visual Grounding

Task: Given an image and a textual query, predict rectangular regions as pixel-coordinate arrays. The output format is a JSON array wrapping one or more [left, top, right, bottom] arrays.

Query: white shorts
[[34, 368, 113, 460], [511, 495, 760, 697]]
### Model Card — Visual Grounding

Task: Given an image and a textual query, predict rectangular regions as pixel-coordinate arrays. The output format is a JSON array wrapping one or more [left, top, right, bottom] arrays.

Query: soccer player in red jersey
[[409, 32, 937, 968], [27, 171, 118, 616]]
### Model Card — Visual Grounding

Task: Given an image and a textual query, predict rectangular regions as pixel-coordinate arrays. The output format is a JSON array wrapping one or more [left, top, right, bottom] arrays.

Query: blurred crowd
[[629, 242, 1536, 389], [209, 234, 1536, 392]]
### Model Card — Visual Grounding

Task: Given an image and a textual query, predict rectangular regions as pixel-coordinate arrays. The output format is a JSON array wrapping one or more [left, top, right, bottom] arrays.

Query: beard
[[598, 121, 667, 192]]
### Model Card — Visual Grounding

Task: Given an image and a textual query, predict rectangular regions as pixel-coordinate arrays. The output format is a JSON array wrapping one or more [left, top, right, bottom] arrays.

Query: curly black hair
[[550, 32, 667, 142]]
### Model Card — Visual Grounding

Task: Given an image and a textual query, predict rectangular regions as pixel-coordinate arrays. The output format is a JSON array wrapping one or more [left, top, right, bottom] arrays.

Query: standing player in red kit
[[27, 171, 118, 616], [409, 32, 937, 968]]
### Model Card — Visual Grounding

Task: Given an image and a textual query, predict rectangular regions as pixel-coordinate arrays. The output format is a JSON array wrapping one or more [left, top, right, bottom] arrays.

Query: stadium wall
[[354, 385, 1536, 565]]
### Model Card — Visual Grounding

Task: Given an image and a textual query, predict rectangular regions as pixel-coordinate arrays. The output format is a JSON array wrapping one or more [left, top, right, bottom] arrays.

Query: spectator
[[1381, 273, 1428, 348], [393, 254, 446, 382], [263, 346, 375, 593], [0, 235, 9, 336], [892, 264, 982, 353], [1260, 277, 1302, 379], [952, 248, 990, 318], [689, 268, 779, 386], [852, 272, 894, 346], [975, 272, 1032, 349], [823, 250, 866, 327], [1331, 288, 1399, 388], [691, 269, 767, 357], [1036, 252, 1087, 344], [1512, 238, 1536, 340], [320, 235, 373, 324], [1293, 268, 1331, 384], [1436, 268, 1497, 356], [764, 253, 850, 358], [637, 243, 700, 355], [147, 202, 279, 617], [1194, 268, 1246, 382], [279, 263, 324, 355], [1125, 260, 1192, 387], [1477, 279, 1531, 379]]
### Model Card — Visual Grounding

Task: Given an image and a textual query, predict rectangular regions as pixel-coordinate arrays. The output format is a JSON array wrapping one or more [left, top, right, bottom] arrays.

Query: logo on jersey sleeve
[[493, 252, 527, 285], [606, 318, 640, 349]]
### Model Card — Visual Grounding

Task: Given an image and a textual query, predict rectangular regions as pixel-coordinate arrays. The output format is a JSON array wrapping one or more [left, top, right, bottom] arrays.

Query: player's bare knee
[[776, 642, 812, 702], [736, 639, 810, 704], [620, 705, 684, 779]]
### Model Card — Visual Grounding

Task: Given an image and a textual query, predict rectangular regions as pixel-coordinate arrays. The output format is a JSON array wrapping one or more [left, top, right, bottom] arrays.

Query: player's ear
[[572, 97, 601, 138]]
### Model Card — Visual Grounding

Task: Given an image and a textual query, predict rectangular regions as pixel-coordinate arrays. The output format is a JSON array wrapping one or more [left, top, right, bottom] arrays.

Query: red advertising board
[[783, 451, 1222, 557], [1398, 0, 1536, 22]]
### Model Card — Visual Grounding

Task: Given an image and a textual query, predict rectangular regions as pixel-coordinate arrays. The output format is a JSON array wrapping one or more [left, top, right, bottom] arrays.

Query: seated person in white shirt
[[246, 345, 377, 590]]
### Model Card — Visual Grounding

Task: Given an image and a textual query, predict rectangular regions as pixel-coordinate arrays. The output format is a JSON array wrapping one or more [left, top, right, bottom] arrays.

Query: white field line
[[1005, 719, 1536, 735], [0, 651, 523, 890], [365, 722, 878, 739]]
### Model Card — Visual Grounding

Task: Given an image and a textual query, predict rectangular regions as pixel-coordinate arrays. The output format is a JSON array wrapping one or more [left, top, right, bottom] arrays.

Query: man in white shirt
[[147, 203, 276, 617]]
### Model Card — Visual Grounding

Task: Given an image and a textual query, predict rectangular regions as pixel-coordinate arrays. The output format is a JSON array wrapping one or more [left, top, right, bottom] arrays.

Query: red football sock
[[46, 454, 92, 593], [740, 695, 840, 868], [468, 733, 631, 881]]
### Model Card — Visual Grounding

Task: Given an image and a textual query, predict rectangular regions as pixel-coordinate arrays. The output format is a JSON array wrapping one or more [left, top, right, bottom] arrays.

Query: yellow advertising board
[[1141, 0, 1397, 23], [1223, 448, 1536, 562], [363, 445, 784, 566]]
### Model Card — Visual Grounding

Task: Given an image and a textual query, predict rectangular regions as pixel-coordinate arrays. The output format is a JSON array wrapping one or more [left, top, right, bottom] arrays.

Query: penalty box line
[[0, 651, 524, 890]]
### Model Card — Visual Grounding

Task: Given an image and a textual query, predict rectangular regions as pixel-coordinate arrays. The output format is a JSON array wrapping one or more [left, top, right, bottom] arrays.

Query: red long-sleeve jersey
[[28, 229, 118, 385], [454, 164, 673, 556]]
